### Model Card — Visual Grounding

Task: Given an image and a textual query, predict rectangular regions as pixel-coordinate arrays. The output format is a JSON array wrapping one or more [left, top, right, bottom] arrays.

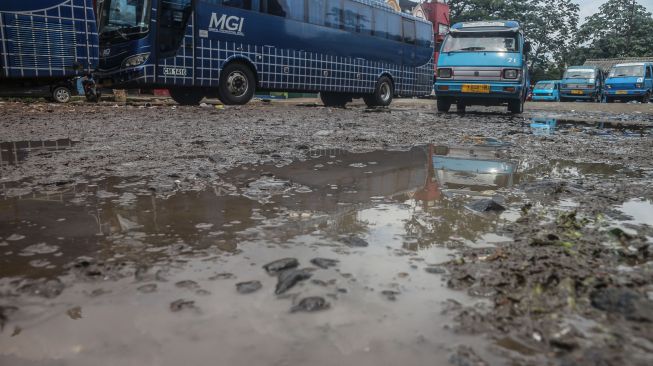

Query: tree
[[574, 0, 653, 61]]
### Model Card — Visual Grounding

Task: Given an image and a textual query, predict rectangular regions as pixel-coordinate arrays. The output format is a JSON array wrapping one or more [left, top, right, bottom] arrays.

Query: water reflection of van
[[532, 80, 560, 102], [560, 66, 604, 102], [604, 62, 653, 103], [432, 145, 516, 191]]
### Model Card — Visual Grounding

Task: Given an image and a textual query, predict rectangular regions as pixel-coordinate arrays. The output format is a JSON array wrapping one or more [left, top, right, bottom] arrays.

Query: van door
[[646, 65, 653, 92]]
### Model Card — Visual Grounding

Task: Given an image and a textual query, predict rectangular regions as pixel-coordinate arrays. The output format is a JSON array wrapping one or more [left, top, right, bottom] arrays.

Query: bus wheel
[[363, 76, 393, 107], [170, 88, 204, 106], [219, 63, 255, 105], [320, 92, 350, 108], [52, 86, 72, 103], [436, 97, 451, 112], [508, 99, 524, 114]]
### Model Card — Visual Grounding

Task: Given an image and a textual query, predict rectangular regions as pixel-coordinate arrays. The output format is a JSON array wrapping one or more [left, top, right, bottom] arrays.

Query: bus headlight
[[503, 69, 519, 79], [438, 68, 452, 78], [122, 53, 150, 68]]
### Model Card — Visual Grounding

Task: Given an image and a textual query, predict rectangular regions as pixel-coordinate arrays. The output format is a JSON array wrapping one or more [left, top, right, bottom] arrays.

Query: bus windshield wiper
[[458, 47, 486, 51]]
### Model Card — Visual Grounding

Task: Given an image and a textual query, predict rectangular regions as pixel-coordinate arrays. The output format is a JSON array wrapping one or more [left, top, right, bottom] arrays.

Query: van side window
[[307, 0, 325, 26], [222, 0, 251, 9]]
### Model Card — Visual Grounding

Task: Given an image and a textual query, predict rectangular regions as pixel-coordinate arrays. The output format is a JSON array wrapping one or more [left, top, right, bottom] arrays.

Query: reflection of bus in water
[[95, 0, 435, 107]]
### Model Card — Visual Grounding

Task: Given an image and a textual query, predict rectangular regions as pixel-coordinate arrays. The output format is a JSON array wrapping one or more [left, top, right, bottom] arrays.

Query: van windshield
[[609, 65, 645, 78], [442, 32, 520, 53], [535, 82, 554, 90], [563, 69, 594, 79]]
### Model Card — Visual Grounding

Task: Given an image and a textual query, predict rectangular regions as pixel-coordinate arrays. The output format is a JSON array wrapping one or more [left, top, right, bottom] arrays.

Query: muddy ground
[[1, 98, 652, 366]]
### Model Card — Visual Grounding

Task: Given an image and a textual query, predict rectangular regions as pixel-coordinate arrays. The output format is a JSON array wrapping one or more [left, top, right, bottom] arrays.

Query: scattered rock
[[381, 290, 400, 301], [339, 236, 369, 247], [310, 258, 339, 269], [66, 306, 82, 320], [263, 258, 299, 274], [291, 297, 330, 313], [209, 272, 235, 280], [590, 287, 653, 322], [275, 269, 312, 295], [425, 266, 446, 274], [137, 284, 158, 293], [236, 281, 262, 294], [170, 299, 196, 312], [175, 280, 200, 290], [17, 278, 64, 298], [466, 199, 505, 213], [0, 306, 18, 332], [449, 345, 489, 366]]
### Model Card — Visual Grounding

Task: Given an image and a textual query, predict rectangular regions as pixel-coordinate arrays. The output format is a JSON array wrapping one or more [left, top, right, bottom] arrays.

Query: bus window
[[260, 1, 303, 20], [222, 0, 252, 9], [373, 8, 387, 39], [357, 4, 372, 35], [387, 13, 401, 42], [402, 19, 415, 44], [308, 0, 325, 26], [158, 0, 192, 56], [325, 0, 342, 29], [416, 22, 431, 47], [343, 2, 357, 32]]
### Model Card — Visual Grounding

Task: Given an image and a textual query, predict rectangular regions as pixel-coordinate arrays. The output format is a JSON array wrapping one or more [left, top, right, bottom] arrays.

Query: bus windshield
[[535, 82, 554, 90], [442, 32, 519, 53], [563, 69, 595, 79], [609, 65, 645, 78], [98, 0, 151, 40]]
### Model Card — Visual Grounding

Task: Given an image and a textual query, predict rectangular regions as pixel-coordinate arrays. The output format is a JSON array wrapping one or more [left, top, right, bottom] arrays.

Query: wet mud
[[0, 100, 652, 365]]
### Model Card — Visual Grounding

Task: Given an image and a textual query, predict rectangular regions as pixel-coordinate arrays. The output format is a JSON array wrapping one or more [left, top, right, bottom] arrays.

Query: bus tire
[[320, 92, 350, 108], [170, 88, 204, 106], [218, 62, 256, 105], [436, 97, 451, 112], [364, 76, 393, 107], [508, 99, 524, 114], [52, 86, 72, 103]]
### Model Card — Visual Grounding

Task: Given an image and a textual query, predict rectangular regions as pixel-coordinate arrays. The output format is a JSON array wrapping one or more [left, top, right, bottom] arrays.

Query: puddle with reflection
[[529, 117, 651, 137], [0, 143, 642, 365], [0, 139, 78, 166], [618, 199, 653, 226]]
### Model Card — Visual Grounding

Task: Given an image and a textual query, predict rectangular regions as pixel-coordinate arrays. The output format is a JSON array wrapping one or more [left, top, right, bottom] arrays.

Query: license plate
[[616, 90, 628, 95], [571, 90, 583, 95], [462, 84, 490, 93]]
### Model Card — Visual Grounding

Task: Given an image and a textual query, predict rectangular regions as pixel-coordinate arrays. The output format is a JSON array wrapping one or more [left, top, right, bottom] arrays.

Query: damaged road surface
[[0, 100, 652, 366]]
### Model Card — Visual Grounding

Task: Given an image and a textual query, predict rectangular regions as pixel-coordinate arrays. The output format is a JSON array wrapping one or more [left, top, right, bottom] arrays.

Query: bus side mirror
[[524, 41, 532, 53]]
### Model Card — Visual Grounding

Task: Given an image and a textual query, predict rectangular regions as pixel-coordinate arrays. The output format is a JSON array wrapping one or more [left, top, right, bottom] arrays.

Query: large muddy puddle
[[0, 142, 649, 365]]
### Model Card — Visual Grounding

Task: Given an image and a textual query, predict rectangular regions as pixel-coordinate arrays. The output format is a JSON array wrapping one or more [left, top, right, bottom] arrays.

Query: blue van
[[604, 63, 653, 103], [532, 80, 560, 102], [434, 21, 531, 114], [559, 66, 604, 102]]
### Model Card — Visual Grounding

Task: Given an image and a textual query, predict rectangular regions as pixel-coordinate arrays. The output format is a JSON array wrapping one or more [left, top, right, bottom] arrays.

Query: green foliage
[[447, 0, 653, 82]]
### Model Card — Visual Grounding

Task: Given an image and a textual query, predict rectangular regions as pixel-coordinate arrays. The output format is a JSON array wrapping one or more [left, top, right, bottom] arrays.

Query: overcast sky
[[576, 0, 653, 21]]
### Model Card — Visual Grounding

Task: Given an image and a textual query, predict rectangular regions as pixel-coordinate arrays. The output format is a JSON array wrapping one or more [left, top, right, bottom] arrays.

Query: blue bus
[[434, 21, 530, 114], [95, 0, 434, 107], [0, 0, 99, 102]]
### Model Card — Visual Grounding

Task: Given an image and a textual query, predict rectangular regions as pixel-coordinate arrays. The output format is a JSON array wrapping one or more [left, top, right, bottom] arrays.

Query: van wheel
[[641, 92, 650, 103], [436, 97, 451, 112], [52, 86, 72, 103], [170, 88, 204, 106], [456, 102, 466, 113], [219, 62, 256, 105], [320, 92, 350, 108], [508, 99, 524, 114], [364, 76, 393, 107]]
